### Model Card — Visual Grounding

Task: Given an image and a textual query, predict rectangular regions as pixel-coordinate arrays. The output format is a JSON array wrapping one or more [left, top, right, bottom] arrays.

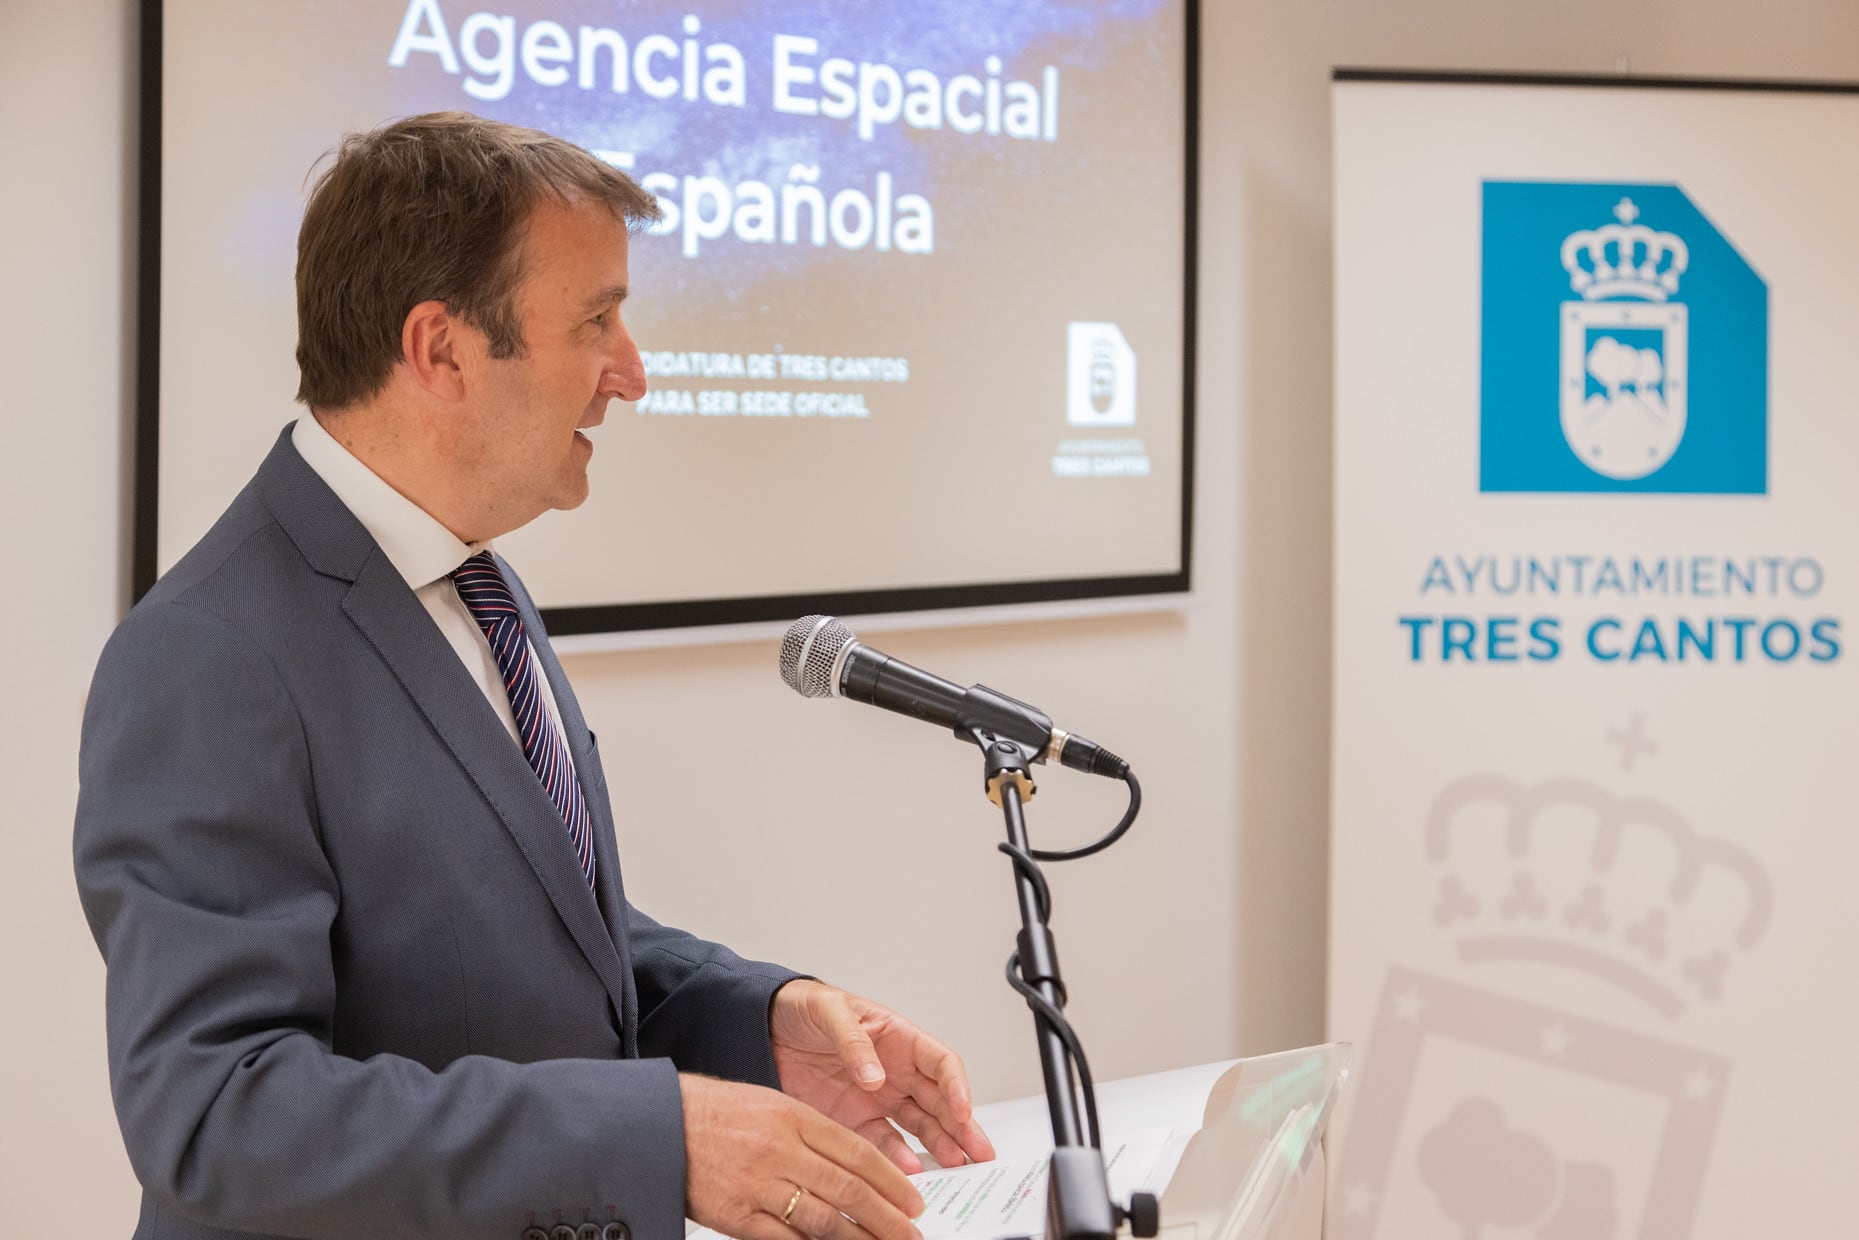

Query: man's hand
[[770, 980, 997, 1174], [681, 1074, 924, 1240]]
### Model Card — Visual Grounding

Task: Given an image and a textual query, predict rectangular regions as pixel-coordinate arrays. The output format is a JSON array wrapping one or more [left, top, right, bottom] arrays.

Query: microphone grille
[[779, 615, 856, 698]]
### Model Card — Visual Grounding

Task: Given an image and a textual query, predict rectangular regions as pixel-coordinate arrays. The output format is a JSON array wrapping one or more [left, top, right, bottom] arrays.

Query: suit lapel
[[255, 427, 635, 1026]]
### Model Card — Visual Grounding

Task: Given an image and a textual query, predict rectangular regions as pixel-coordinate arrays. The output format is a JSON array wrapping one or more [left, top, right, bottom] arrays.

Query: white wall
[[4, 0, 1853, 1233], [1, 1, 143, 1228]]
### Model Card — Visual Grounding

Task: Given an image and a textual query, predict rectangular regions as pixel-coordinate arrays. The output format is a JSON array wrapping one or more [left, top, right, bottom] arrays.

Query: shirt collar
[[290, 414, 490, 590]]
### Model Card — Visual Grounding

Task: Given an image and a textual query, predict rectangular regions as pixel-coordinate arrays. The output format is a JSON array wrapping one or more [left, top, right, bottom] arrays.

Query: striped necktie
[[450, 552, 596, 890]]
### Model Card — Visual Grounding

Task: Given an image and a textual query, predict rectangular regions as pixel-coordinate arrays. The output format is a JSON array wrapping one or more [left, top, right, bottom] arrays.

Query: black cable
[[994, 764, 1141, 1156], [1031, 770, 1141, 862], [996, 842, 1053, 923], [1006, 951, 1101, 1148]]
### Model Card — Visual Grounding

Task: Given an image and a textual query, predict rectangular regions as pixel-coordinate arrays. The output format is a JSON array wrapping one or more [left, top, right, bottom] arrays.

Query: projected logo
[[1480, 183, 1767, 493], [1067, 322, 1137, 426]]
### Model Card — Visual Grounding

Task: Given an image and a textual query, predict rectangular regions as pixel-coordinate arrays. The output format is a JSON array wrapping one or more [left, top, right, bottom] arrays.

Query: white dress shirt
[[291, 414, 576, 761]]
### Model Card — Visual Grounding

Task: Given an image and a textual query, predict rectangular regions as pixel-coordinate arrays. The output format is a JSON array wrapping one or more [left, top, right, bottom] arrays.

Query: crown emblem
[[1560, 197, 1689, 302], [1424, 775, 1771, 1018]]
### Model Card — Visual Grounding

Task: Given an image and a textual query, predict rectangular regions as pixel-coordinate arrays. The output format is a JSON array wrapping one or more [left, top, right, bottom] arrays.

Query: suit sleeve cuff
[[639, 960, 803, 1088]]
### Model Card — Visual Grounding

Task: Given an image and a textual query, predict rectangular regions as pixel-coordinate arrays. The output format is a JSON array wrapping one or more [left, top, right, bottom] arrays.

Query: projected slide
[[151, 0, 1192, 630]]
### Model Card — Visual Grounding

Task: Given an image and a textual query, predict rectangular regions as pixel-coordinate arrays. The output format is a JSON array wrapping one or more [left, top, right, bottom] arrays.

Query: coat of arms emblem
[[1558, 199, 1690, 480]]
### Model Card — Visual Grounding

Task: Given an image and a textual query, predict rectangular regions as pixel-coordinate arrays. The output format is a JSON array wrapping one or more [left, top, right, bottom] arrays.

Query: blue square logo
[[1480, 182, 1768, 494]]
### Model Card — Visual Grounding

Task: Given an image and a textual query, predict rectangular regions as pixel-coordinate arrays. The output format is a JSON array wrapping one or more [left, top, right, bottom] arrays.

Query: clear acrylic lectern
[[1152, 1043, 1351, 1240], [941, 1043, 1351, 1240]]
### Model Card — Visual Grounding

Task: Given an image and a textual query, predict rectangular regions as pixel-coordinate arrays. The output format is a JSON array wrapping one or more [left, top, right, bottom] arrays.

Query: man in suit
[[74, 112, 993, 1240]]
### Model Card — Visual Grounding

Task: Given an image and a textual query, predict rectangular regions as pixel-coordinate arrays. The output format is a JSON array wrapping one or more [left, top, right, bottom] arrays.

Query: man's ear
[[401, 299, 468, 401]]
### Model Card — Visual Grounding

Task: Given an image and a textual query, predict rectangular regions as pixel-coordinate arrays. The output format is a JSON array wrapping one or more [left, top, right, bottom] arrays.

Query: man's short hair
[[294, 111, 661, 410]]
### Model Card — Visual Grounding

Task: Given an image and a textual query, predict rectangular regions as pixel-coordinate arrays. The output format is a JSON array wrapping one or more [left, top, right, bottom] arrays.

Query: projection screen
[[140, 0, 1197, 633]]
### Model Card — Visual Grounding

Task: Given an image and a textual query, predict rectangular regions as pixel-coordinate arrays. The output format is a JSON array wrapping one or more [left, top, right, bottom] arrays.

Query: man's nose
[[598, 336, 647, 401], [597, 369, 642, 401]]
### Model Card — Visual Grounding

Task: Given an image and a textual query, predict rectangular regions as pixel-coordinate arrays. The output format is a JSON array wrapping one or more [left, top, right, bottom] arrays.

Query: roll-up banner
[[1330, 73, 1859, 1238]]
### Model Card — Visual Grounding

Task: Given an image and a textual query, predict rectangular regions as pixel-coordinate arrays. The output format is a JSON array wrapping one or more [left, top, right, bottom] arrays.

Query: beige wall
[[4, 0, 1853, 1232], [2, 1, 144, 1227]]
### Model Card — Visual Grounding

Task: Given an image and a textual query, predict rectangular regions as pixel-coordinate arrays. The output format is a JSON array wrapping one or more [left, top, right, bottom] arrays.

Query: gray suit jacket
[[75, 427, 800, 1240]]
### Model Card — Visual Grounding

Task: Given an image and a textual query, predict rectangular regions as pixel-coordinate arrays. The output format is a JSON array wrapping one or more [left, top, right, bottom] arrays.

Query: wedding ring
[[783, 1186, 807, 1226]]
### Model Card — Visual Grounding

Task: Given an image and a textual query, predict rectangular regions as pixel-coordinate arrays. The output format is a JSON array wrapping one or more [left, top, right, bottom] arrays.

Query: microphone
[[778, 615, 1128, 778]]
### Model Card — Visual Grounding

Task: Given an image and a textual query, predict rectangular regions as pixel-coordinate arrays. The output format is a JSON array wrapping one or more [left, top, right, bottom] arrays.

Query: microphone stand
[[965, 720, 1158, 1240]]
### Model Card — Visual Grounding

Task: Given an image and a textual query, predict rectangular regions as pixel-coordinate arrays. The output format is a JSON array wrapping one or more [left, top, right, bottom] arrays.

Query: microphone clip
[[957, 684, 1052, 808], [971, 729, 1041, 808], [953, 684, 1054, 754]]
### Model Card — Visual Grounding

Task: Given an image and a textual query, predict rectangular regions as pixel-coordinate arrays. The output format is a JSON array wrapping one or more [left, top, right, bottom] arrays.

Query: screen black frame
[[1332, 66, 1859, 94], [134, 0, 1201, 634]]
